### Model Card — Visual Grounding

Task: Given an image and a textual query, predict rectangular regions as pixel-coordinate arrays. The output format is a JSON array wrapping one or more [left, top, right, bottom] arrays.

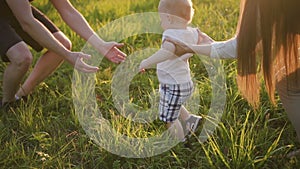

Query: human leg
[[277, 77, 300, 158], [277, 80, 300, 141], [175, 82, 202, 137], [283, 100, 300, 141], [159, 82, 195, 140], [2, 42, 33, 103], [159, 83, 184, 140], [179, 106, 191, 121], [179, 106, 202, 137], [166, 119, 185, 140], [14, 6, 68, 97], [16, 31, 71, 97]]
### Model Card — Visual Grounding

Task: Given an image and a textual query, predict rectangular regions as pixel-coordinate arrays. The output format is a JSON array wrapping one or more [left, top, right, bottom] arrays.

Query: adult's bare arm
[[6, 0, 99, 72], [165, 29, 214, 56], [50, 0, 126, 63], [165, 30, 237, 59]]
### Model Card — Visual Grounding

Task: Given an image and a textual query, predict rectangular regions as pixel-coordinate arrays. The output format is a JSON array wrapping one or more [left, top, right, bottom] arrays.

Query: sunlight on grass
[[0, 0, 299, 168]]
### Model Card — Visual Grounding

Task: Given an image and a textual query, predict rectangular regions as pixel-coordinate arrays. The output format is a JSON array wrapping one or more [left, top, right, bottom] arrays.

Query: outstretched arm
[[209, 37, 237, 59], [166, 31, 237, 59], [139, 40, 176, 71], [50, 0, 126, 63], [182, 38, 237, 59], [6, 0, 99, 73]]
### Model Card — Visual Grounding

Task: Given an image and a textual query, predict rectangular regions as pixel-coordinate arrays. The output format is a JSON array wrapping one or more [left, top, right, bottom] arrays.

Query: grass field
[[0, 0, 300, 168]]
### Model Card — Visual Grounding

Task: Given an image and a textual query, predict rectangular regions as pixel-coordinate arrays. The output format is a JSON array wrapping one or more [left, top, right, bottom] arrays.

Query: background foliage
[[0, 0, 299, 168]]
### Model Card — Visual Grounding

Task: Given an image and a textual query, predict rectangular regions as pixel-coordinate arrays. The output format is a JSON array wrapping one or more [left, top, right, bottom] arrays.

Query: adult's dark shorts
[[0, 2, 59, 62]]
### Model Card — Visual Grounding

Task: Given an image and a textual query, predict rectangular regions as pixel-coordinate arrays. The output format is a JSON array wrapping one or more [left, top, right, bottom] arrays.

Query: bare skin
[[3, 0, 127, 103]]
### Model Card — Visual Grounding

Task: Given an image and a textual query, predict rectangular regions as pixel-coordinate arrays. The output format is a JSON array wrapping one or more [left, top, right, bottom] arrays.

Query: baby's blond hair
[[158, 0, 194, 23]]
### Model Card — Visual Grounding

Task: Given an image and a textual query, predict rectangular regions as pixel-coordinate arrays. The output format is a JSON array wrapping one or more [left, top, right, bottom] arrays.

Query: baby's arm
[[139, 40, 176, 71]]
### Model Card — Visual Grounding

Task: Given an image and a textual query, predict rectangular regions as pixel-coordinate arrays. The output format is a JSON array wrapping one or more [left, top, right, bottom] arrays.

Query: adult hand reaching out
[[2, 0, 127, 103], [102, 41, 126, 64], [87, 34, 127, 64], [65, 51, 99, 73]]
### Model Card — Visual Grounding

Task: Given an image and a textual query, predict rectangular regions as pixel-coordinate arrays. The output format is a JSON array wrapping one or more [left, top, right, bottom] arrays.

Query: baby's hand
[[139, 68, 146, 73], [139, 60, 147, 72]]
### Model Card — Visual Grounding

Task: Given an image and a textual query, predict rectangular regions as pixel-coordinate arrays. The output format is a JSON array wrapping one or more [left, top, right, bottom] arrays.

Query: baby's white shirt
[[157, 27, 199, 84]]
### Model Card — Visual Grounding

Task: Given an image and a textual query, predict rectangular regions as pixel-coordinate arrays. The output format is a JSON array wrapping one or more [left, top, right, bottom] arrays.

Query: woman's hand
[[197, 29, 214, 45], [165, 29, 214, 56]]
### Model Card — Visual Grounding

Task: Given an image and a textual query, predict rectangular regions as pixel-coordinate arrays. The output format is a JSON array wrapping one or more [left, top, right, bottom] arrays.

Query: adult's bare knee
[[54, 32, 72, 50], [7, 42, 33, 71], [14, 50, 32, 71], [60, 37, 72, 50]]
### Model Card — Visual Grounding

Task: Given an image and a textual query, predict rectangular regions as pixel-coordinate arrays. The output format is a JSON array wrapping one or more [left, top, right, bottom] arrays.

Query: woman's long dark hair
[[237, 0, 300, 107]]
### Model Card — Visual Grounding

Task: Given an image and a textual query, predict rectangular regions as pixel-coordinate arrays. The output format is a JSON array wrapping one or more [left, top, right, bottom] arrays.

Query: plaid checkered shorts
[[159, 81, 194, 123]]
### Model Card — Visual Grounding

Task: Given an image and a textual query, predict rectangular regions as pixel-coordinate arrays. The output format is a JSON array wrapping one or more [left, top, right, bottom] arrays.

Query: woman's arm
[[213, 38, 237, 59], [166, 34, 237, 59], [202, 37, 237, 59], [50, 0, 126, 63], [6, 0, 98, 72], [50, 0, 94, 42]]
